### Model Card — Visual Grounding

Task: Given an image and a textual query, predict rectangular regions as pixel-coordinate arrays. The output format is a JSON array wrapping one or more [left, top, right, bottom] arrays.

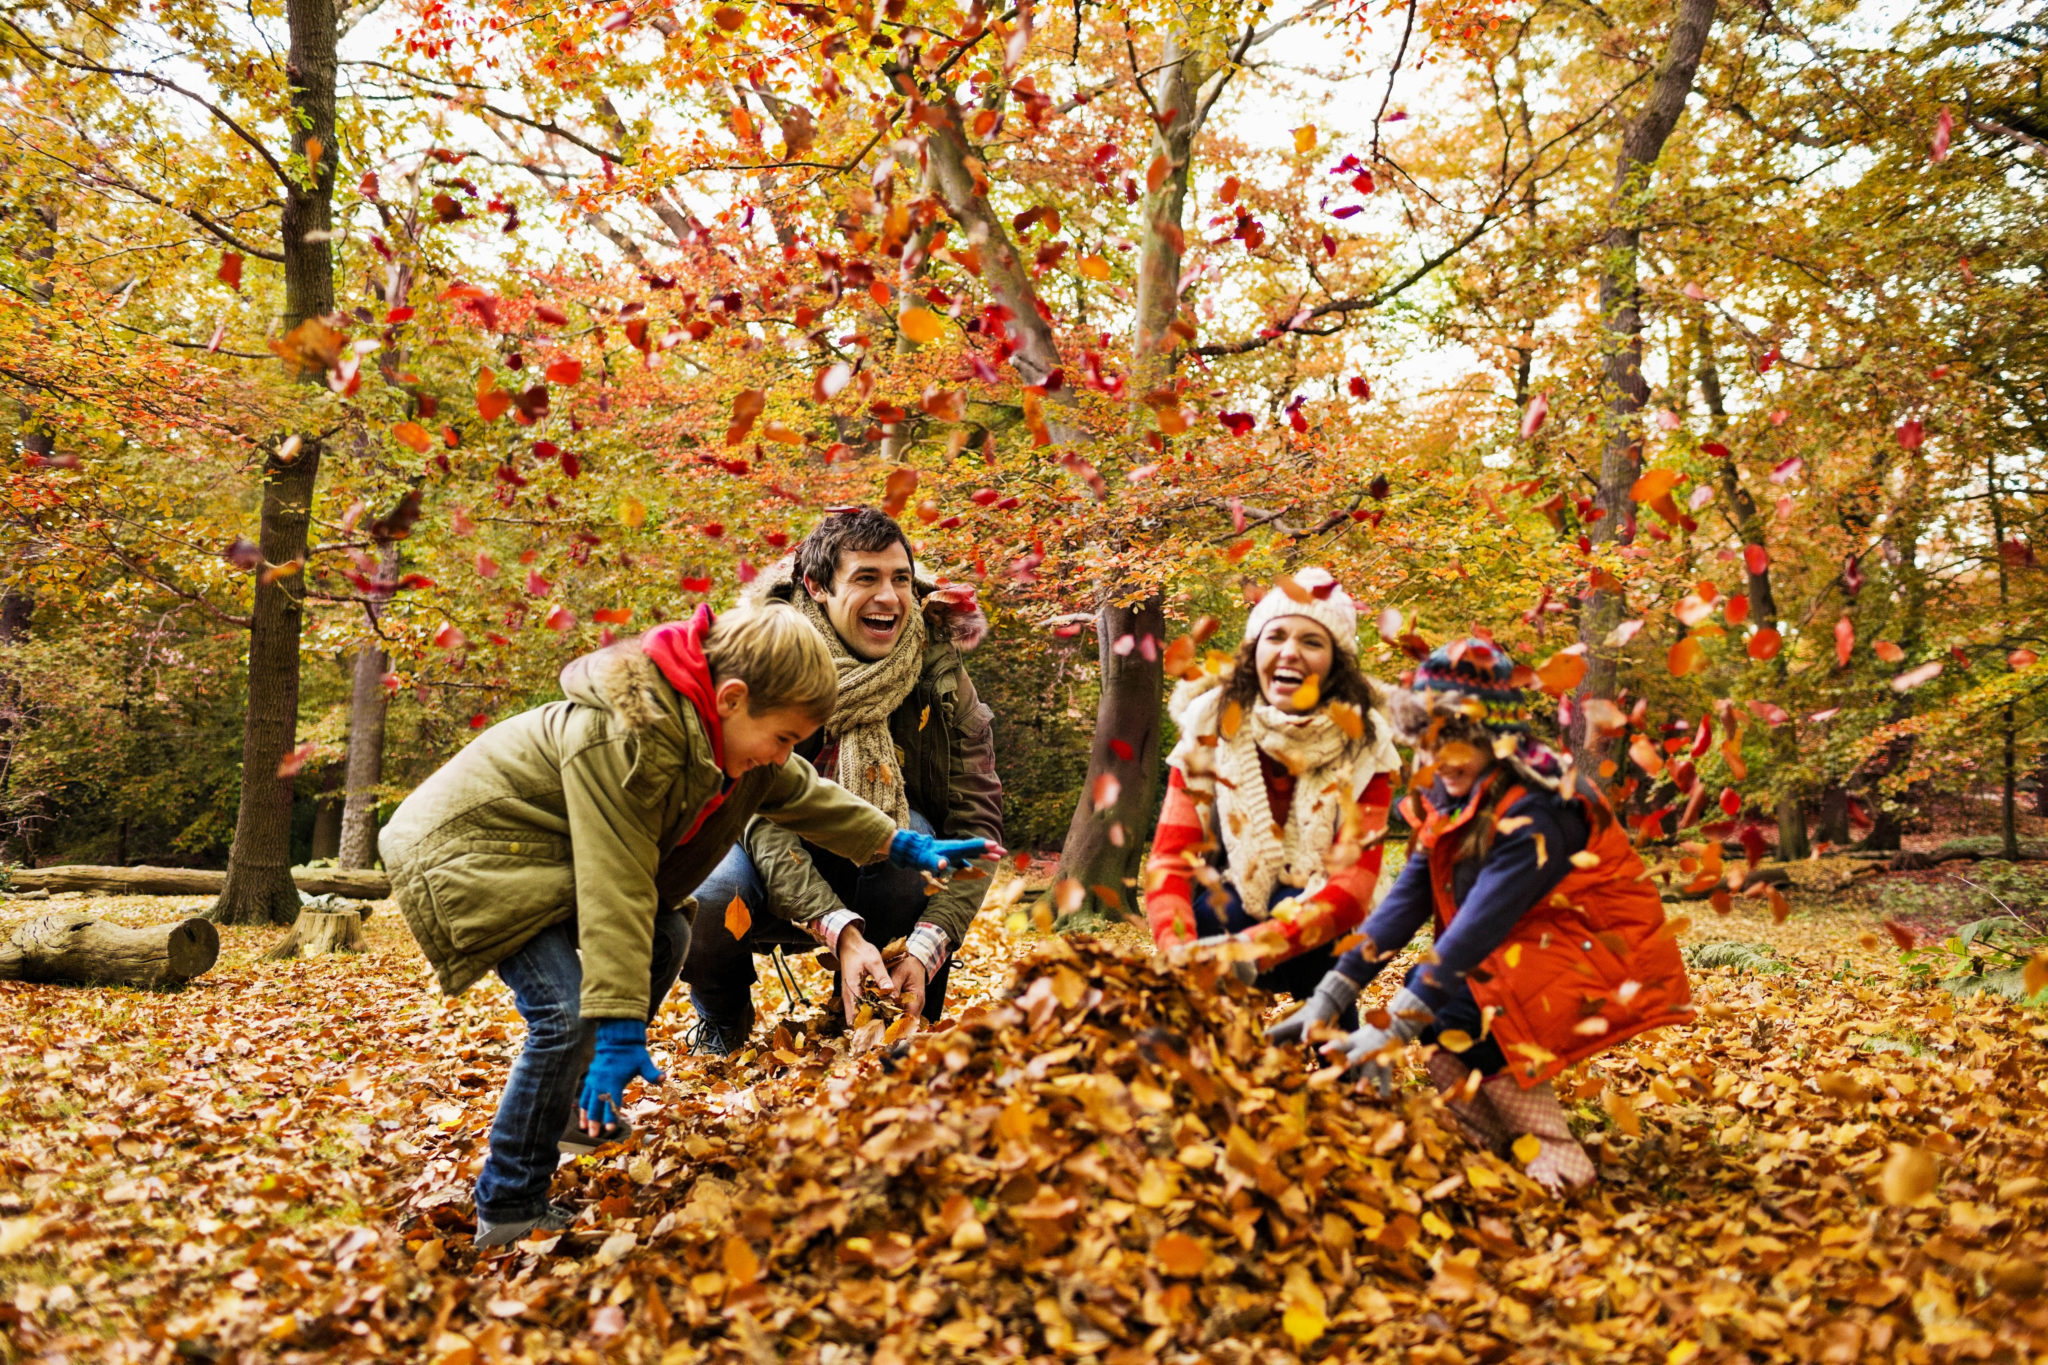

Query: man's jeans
[[677, 811, 952, 1027], [473, 907, 689, 1223]]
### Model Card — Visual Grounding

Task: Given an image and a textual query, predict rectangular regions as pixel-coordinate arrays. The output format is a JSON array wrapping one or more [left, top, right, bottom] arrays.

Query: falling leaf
[[1930, 106, 1954, 163], [218, 252, 243, 290], [1891, 660, 1943, 692], [1077, 255, 1111, 281], [1292, 125, 1317, 153], [1535, 649, 1587, 695], [1880, 1145, 1937, 1206], [1521, 391, 1549, 439], [269, 317, 345, 375], [1667, 637, 1702, 677], [899, 307, 944, 344], [726, 389, 765, 445], [1834, 617, 1855, 667], [1091, 773, 1121, 813], [1631, 468, 1682, 503], [276, 741, 314, 778], [725, 896, 752, 940], [1746, 628, 1782, 661], [1873, 640, 1905, 663], [391, 421, 432, 453], [545, 358, 582, 385]]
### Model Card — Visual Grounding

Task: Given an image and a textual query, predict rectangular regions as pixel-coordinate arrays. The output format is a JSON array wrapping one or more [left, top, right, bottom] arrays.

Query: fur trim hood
[[743, 554, 990, 652], [559, 641, 680, 735]]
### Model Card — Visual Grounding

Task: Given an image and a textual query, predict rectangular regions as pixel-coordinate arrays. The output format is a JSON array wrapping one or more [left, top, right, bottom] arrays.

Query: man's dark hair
[[795, 507, 915, 593]]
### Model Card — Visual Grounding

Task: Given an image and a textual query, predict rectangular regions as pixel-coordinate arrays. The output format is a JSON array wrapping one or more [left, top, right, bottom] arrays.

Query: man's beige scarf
[[1167, 675, 1398, 920], [796, 590, 926, 828]]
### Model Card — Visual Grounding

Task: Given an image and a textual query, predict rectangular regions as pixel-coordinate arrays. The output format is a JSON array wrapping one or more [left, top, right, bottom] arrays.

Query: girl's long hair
[[1221, 632, 1382, 744]]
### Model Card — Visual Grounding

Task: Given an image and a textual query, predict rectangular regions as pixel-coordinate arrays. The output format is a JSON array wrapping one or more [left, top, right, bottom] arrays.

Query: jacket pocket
[[421, 833, 576, 956]]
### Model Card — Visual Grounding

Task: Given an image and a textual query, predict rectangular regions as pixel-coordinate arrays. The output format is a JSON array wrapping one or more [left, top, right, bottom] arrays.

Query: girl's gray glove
[[1264, 970, 1363, 1045], [1321, 985, 1435, 1096]]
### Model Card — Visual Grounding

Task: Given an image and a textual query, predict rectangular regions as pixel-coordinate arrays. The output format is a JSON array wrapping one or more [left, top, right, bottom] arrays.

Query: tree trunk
[[1815, 785, 1850, 846], [0, 912, 219, 987], [338, 569, 395, 869], [309, 761, 344, 861], [8, 863, 388, 898], [212, 0, 338, 926], [1573, 0, 1719, 768], [1055, 593, 1166, 919], [261, 908, 363, 961]]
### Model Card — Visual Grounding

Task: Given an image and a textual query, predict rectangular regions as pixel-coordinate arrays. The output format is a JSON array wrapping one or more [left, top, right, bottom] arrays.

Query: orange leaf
[[1834, 616, 1854, 667], [725, 895, 751, 940], [1077, 254, 1111, 281], [1873, 639, 1905, 662], [726, 389, 765, 445], [1630, 468, 1682, 503], [1154, 1233, 1206, 1277], [1534, 649, 1587, 696], [899, 307, 944, 344], [1146, 154, 1169, 192], [545, 358, 582, 385], [1746, 628, 1782, 661], [391, 421, 432, 453], [1667, 636, 1703, 677]]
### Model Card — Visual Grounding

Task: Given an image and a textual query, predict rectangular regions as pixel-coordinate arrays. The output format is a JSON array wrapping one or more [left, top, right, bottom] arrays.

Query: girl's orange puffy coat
[[1411, 782, 1695, 1086]]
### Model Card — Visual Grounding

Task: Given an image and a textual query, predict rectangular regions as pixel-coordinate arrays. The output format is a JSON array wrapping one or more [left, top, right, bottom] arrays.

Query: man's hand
[[888, 829, 1006, 877], [836, 925, 894, 1025], [1265, 969, 1364, 1046], [888, 954, 930, 1023]]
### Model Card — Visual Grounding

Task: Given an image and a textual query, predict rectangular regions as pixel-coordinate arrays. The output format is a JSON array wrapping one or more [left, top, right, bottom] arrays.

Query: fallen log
[[262, 909, 363, 962], [4, 864, 390, 900], [0, 912, 219, 987]]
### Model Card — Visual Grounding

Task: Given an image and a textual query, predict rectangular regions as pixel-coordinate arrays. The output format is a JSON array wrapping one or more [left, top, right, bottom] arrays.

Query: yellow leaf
[[1077, 254, 1111, 281], [1569, 850, 1601, 870], [1504, 944, 1522, 969], [1435, 1029, 1474, 1053], [618, 495, 647, 529], [1602, 1087, 1641, 1137], [725, 895, 751, 940], [1281, 1306, 1326, 1347], [1288, 673, 1320, 712], [1420, 1210, 1453, 1239], [1880, 1144, 1937, 1206], [899, 307, 944, 344], [2025, 949, 2048, 1000], [1512, 1133, 1542, 1165], [1326, 701, 1363, 739], [1219, 700, 1243, 739], [0, 1217, 45, 1256], [1293, 124, 1318, 153], [1668, 1343, 1702, 1365]]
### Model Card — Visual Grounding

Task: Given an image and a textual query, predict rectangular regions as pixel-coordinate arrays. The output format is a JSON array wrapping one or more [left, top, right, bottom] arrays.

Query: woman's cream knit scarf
[[1167, 673, 1396, 920], [796, 590, 926, 828]]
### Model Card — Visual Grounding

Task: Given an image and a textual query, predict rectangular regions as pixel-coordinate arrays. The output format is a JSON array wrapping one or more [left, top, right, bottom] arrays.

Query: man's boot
[[1425, 1050, 1511, 1155], [1479, 1074, 1597, 1192], [685, 986, 755, 1057]]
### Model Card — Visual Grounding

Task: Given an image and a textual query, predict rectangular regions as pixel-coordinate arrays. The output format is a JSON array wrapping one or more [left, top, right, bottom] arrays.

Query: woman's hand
[[1264, 969, 1362, 1045]]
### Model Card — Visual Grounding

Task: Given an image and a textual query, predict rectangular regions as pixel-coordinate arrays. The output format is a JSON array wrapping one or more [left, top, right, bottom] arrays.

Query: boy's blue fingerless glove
[[578, 1019, 662, 1129], [888, 829, 987, 876]]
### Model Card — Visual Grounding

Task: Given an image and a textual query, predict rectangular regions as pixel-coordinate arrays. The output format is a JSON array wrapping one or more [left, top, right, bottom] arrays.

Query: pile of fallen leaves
[[2, 892, 2047, 1363]]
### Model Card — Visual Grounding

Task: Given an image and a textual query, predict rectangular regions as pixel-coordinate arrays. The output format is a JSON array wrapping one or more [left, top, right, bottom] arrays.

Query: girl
[[1146, 570, 1402, 1018], [1269, 638, 1695, 1191]]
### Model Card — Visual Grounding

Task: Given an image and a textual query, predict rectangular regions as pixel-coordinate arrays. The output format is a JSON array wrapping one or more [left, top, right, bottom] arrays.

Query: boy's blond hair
[[703, 600, 837, 723]]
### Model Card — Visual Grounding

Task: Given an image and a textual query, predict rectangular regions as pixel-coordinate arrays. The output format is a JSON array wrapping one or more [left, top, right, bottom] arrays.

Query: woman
[[1146, 569, 1402, 1019], [1267, 638, 1695, 1191]]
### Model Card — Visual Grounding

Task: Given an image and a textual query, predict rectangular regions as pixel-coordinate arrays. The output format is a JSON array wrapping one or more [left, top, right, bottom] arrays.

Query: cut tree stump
[[262, 909, 364, 962], [4, 864, 389, 900], [0, 912, 219, 987]]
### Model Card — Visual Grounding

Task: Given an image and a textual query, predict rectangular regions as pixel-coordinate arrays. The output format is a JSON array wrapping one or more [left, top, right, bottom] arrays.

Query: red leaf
[[1768, 456, 1804, 484], [544, 605, 577, 632], [1930, 106, 1954, 163], [1744, 544, 1769, 576], [1521, 391, 1550, 439], [218, 252, 244, 290], [1109, 739, 1135, 761], [276, 741, 314, 778], [1348, 376, 1370, 399], [1834, 616, 1855, 667], [536, 303, 569, 325], [545, 358, 582, 385], [1747, 628, 1782, 661], [1895, 417, 1925, 450], [1217, 412, 1255, 436], [1746, 699, 1789, 726], [1719, 787, 1741, 818]]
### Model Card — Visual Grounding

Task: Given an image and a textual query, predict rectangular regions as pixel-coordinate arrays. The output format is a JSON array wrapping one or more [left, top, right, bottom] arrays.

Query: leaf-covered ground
[[2, 877, 2045, 1364]]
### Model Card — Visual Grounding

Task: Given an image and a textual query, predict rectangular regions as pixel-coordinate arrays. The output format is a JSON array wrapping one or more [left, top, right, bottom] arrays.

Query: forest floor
[[1, 855, 2045, 1364]]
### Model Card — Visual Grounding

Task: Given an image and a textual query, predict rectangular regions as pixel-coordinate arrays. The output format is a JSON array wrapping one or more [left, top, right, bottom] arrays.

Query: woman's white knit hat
[[1242, 568, 1360, 658]]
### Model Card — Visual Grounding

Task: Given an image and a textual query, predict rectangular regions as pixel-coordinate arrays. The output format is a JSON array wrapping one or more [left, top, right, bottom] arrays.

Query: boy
[[380, 601, 992, 1247]]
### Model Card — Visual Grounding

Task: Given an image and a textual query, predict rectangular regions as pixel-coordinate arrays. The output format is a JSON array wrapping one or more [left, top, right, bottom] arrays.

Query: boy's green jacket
[[379, 640, 896, 1020]]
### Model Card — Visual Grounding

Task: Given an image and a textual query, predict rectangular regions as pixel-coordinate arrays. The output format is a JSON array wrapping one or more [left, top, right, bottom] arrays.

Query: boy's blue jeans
[[473, 907, 690, 1223]]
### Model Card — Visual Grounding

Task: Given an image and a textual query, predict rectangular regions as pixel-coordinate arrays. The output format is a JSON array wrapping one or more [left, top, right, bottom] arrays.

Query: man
[[673, 507, 1004, 1052]]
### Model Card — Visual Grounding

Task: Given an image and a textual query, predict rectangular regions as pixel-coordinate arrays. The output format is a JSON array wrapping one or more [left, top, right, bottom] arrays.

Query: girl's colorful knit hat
[[1409, 638, 1534, 735]]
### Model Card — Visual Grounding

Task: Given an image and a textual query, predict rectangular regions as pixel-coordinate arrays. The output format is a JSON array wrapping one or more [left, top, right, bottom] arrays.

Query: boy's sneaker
[[685, 1013, 752, 1057], [475, 1202, 576, 1249], [558, 1115, 633, 1156]]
